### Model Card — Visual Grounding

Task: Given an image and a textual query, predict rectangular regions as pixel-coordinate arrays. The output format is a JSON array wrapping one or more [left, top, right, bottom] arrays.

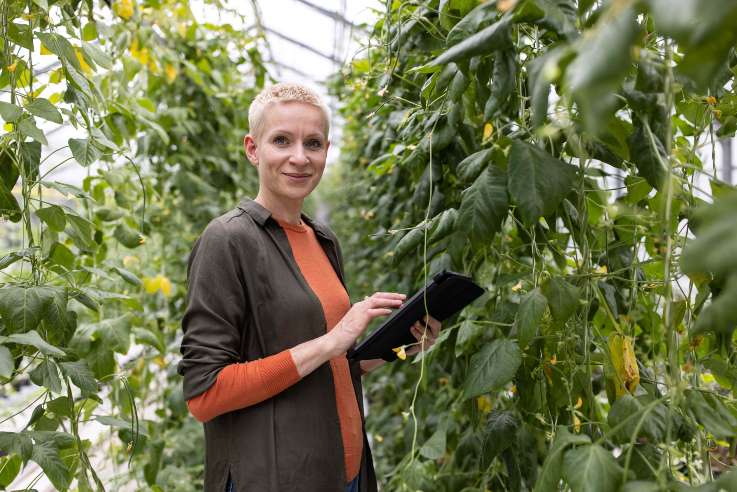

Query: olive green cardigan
[[177, 198, 377, 492]]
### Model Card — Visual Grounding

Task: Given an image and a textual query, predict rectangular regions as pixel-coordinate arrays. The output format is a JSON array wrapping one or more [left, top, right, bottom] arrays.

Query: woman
[[177, 83, 441, 492]]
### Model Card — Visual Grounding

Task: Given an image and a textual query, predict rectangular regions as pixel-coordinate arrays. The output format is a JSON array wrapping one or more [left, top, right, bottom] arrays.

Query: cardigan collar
[[237, 197, 332, 240]]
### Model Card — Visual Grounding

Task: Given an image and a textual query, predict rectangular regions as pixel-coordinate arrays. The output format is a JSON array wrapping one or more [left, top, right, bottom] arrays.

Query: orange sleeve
[[186, 350, 301, 423]]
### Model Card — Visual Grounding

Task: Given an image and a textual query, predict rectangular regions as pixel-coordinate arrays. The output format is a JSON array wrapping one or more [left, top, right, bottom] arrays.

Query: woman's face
[[244, 101, 330, 205]]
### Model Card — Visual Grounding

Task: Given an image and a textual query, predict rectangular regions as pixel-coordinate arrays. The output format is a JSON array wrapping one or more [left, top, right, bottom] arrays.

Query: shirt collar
[[237, 197, 332, 240]]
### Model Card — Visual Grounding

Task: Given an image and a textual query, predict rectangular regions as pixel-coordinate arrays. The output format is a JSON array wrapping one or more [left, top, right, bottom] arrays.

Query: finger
[[367, 308, 393, 317], [366, 298, 403, 310], [371, 292, 407, 300], [422, 315, 441, 337]]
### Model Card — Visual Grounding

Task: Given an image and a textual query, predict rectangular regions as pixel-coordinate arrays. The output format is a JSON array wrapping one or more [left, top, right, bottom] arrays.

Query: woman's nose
[[289, 145, 310, 165]]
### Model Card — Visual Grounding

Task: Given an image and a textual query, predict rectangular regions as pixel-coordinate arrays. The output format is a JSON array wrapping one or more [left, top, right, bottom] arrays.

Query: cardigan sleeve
[[177, 219, 249, 400]]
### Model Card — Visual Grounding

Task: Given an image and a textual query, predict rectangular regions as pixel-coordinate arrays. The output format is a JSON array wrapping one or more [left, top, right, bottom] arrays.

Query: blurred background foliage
[[1, 0, 737, 491]]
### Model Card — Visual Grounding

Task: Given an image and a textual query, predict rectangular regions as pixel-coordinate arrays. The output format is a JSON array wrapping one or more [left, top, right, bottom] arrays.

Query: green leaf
[[81, 42, 112, 70], [0, 431, 33, 461], [689, 274, 737, 337], [484, 48, 516, 119], [46, 396, 72, 418], [0, 177, 21, 222], [419, 420, 447, 460], [49, 242, 76, 270], [66, 212, 97, 250], [481, 410, 518, 466], [686, 389, 737, 439], [394, 223, 428, 262], [607, 395, 667, 444], [463, 339, 521, 399], [565, 6, 640, 132], [508, 140, 577, 224], [40, 286, 76, 345], [457, 165, 509, 248], [41, 180, 92, 200], [36, 32, 82, 71], [59, 360, 98, 395], [562, 444, 624, 492], [29, 359, 62, 393], [426, 211, 455, 248], [457, 149, 491, 183], [92, 315, 132, 354], [7, 330, 65, 357], [533, 427, 591, 492], [69, 138, 101, 167], [36, 204, 66, 232], [681, 192, 737, 279], [514, 288, 547, 348], [541, 277, 580, 324], [446, 1, 498, 45], [18, 118, 48, 145], [628, 120, 667, 190], [19, 141, 41, 178], [26, 98, 62, 124], [0, 286, 54, 332], [430, 17, 512, 66], [0, 101, 23, 122], [7, 22, 33, 50], [31, 439, 72, 490], [112, 266, 142, 286], [0, 454, 22, 488], [0, 345, 13, 378]]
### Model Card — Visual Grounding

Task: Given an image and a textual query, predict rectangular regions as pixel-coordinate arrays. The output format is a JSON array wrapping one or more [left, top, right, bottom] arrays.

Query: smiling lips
[[283, 172, 312, 179]]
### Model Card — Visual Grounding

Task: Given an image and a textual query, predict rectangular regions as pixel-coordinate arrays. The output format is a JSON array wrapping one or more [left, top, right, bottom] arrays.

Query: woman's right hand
[[328, 292, 406, 357]]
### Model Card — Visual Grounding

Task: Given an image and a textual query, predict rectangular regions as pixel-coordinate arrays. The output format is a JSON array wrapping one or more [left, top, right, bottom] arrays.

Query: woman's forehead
[[262, 101, 328, 135]]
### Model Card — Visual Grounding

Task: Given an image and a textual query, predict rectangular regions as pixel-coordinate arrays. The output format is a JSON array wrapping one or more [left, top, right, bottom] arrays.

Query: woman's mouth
[[283, 173, 312, 182]]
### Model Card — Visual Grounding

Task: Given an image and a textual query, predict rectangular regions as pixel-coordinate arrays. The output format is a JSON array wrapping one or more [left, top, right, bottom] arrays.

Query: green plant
[[329, 0, 737, 490]]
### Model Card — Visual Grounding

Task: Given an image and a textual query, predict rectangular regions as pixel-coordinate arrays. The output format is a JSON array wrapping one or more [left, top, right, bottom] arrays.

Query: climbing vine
[[330, 0, 737, 490]]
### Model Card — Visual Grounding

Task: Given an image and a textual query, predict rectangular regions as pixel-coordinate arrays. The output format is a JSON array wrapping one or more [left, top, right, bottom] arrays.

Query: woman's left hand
[[405, 315, 441, 356]]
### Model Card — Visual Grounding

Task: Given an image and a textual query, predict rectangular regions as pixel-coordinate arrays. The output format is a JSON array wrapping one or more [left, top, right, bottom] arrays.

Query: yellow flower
[[706, 96, 717, 106], [595, 264, 608, 274], [113, 0, 134, 20], [392, 346, 407, 360], [497, 0, 517, 13], [511, 280, 523, 292], [165, 63, 177, 83], [575, 396, 583, 409], [483, 122, 493, 141], [476, 395, 493, 414], [142, 274, 173, 297], [6, 62, 17, 73], [3, 123, 13, 132], [138, 234, 146, 245]]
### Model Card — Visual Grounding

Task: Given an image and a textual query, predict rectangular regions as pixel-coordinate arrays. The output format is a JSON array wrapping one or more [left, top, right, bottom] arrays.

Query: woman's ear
[[243, 134, 258, 166]]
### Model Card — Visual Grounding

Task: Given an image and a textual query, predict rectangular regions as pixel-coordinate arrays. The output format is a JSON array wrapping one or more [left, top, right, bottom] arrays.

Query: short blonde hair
[[248, 83, 331, 139]]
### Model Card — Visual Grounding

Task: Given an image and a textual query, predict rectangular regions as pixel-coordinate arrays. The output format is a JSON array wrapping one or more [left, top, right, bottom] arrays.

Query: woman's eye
[[273, 136, 288, 145], [307, 139, 322, 149]]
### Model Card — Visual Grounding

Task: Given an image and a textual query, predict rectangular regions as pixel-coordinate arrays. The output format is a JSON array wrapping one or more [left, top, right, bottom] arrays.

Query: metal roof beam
[[263, 27, 341, 65], [292, 0, 368, 33]]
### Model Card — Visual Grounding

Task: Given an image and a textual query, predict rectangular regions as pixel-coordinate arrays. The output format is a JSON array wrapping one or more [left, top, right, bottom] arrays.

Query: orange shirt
[[186, 219, 363, 483]]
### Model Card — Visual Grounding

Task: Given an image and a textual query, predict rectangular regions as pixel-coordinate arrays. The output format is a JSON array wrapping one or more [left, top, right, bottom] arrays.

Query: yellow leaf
[[608, 334, 640, 398], [573, 414, 581, 433], [575, 396, 583, 409], [40, 44, 52, 56], [165, 63, 177, 83], [392, 346, 407, 360], [476, 395, 493, 414], [75, 50, 93, 75], [550, 354, 557, 365], [113, 0, 134, 20], [483, 122, 493, 141]]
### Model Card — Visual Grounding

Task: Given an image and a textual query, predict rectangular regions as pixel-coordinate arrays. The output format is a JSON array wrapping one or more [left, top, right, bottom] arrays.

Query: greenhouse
[[2, 0, 737, 491]]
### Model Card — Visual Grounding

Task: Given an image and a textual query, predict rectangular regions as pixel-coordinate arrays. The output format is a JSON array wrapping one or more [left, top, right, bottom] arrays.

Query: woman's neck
[[254, 192, 303, 226]]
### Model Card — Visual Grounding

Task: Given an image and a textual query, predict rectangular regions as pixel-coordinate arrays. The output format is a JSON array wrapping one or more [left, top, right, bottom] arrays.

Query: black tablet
[[347, 270, 485, 361]]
